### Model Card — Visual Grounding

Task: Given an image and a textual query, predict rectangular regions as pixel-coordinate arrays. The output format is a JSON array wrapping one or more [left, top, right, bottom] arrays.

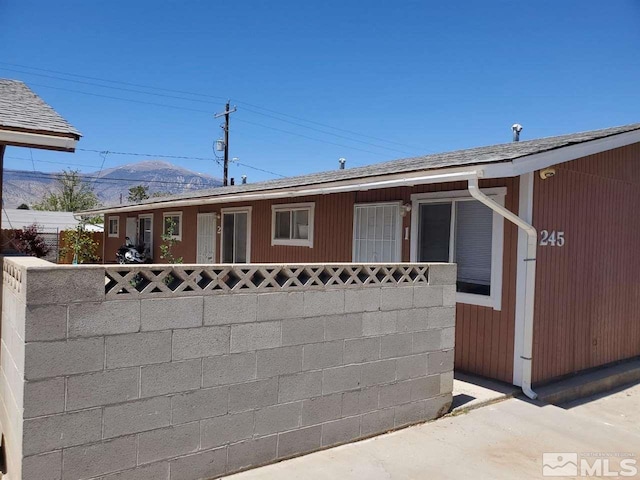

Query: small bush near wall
[[10, 224, 51, 258]]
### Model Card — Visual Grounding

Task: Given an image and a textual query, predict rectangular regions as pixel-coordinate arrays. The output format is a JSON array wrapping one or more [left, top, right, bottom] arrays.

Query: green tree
[[128, 185, 149, 202], [33, 169, 99, 212]]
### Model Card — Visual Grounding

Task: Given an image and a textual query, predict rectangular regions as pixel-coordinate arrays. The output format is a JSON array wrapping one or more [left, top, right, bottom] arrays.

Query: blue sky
[[2, 1, 639, 183]]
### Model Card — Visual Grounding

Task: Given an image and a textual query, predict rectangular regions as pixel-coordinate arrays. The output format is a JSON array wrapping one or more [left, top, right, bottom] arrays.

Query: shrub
[[11, 224, 51, 258]]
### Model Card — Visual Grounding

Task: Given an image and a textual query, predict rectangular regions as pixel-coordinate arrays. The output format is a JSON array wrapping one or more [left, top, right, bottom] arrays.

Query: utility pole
[[214, 101, 237, 186]]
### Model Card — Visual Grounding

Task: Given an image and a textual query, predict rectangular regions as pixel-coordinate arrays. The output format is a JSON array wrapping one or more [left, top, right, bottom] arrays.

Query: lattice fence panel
[[104, 264, 429, 298]]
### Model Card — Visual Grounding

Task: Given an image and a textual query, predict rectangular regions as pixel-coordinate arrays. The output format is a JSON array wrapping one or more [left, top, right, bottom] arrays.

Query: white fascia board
[[0, 129, 78, 151], [83, 168, 483, 215], [483, 129, 640, 179]]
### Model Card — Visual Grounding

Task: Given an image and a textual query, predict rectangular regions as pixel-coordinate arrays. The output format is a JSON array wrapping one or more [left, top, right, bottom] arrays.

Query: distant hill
[[2, 160, 223, 208]]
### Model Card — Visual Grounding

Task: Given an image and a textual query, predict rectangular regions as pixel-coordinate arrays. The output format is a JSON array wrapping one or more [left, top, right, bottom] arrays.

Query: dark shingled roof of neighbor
[[0, 79, 81, 138]]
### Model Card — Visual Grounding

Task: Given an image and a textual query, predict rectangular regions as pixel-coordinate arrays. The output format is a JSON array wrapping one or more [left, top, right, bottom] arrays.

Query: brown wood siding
[[532, 143, 640, 384], [101, 178, 519, 383]]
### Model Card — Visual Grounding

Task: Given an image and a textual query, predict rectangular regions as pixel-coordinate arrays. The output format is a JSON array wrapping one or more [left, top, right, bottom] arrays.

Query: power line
[[234, 117, 389, 157], [25, 82, 213, 114], [238, 106, 412, 155], [0, 63, 423, 152], [26, 82, 392, 158], [0, 67, 413, 155], [233, 161, 286, 178], [5, 170, 219, 187], [7, 150, 286, 179], [28, 149, 36, 173], [76, 148, 219, 162], [6, 156, 105, 168]]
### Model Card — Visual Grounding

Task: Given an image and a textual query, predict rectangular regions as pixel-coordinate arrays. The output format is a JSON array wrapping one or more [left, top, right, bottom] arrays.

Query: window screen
[[353, 204, 400, 262]]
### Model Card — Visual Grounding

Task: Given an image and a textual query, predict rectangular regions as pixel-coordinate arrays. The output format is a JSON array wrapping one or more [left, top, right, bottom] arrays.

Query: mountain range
[[2, 161, 223, 208]]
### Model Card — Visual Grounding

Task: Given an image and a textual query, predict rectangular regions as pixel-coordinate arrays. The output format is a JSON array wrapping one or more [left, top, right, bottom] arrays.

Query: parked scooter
[[116, 237, 152, 264]]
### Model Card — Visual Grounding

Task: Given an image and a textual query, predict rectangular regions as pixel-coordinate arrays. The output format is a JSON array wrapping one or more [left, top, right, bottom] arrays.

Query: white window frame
[[410, 188, 505, 310], [107, 216, 120, 238], [162, 211, 183, 241], [271, 202, 315, 248], [352, 201, 402, 262], [137, 214, 154, 255], [220, 206, 252, 263]]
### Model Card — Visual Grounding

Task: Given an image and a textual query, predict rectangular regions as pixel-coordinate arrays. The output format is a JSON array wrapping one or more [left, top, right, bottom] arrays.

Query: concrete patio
[[223, 383, 640, 479]]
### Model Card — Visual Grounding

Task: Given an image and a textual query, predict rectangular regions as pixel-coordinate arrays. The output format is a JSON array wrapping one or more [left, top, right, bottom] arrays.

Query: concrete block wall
[[0, 259, 456, 480]]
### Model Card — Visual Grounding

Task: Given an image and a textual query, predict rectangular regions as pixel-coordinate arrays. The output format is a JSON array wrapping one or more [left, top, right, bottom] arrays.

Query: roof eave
[[80, 168, 485, 216], [0, 128, 80, 152], [483, 128, 640, 179], [81, 125, 640, 217]]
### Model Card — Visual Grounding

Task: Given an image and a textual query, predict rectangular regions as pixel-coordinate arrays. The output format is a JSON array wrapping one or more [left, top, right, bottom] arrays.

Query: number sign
[[539, 230, 565, 247]]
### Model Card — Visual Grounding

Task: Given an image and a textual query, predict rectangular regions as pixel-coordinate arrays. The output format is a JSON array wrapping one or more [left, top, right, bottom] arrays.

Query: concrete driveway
[[224, 384, 640, 479]]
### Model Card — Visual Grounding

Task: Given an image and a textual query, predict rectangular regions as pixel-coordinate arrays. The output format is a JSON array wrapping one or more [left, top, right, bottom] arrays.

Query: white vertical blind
[[455, 200, 493, 286], [353, 204, 400, 262]]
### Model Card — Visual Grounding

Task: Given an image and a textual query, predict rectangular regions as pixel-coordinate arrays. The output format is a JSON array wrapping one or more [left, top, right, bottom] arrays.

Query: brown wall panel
[[532, 143, 640, 384]]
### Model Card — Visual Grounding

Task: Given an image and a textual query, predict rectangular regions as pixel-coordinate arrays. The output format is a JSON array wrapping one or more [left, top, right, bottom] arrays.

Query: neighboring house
[[1, 209, 103, 233], [88, 122, 640, 393]]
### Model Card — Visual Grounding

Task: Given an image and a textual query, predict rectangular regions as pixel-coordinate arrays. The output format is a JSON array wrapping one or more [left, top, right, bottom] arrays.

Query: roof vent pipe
[[339, 158, 346, 169], [241, 175, 247, 184], [512, 124, 523, 142]]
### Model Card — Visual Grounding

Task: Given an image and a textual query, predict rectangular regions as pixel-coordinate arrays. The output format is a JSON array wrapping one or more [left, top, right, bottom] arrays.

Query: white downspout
[[468, 176, 538, 399]]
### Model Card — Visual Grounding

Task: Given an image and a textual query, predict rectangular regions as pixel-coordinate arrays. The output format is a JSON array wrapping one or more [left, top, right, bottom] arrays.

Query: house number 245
[[539, 230, 565, 247]]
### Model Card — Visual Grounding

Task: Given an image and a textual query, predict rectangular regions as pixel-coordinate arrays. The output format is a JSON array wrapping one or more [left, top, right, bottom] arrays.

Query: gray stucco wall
[[1, 260, 455, 480]]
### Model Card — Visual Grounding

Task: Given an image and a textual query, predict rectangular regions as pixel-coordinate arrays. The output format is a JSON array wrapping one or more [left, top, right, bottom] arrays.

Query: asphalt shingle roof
[[0, 79, 81, 137], [119, 122, 640, 209]]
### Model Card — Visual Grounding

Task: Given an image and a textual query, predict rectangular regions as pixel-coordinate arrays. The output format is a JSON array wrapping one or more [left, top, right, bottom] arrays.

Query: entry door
[[196, 213, 217, 264], [138, 215, 153, 255], [125, 217, 137, 244], [221, 209, 251, 263]]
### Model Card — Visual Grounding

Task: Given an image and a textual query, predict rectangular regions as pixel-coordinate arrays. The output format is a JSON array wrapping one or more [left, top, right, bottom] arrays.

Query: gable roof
[[2, 209, 103, 232], [85, 122, 640, 214], [0, 79, 81, 138]]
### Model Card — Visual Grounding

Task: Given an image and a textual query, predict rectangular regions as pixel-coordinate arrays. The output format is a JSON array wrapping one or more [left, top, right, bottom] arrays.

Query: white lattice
[[2, 261, 23, 295], [104, 264, 429, 299]]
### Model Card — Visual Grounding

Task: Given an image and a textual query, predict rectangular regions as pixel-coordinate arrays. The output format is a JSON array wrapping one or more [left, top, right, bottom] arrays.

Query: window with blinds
[[353, 203, 401, 263], [417, 199, 493, 296]]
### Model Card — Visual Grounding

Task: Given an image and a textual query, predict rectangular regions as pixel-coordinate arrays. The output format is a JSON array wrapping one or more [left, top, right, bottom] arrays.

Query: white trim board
[[0, 129, 79, 151]]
